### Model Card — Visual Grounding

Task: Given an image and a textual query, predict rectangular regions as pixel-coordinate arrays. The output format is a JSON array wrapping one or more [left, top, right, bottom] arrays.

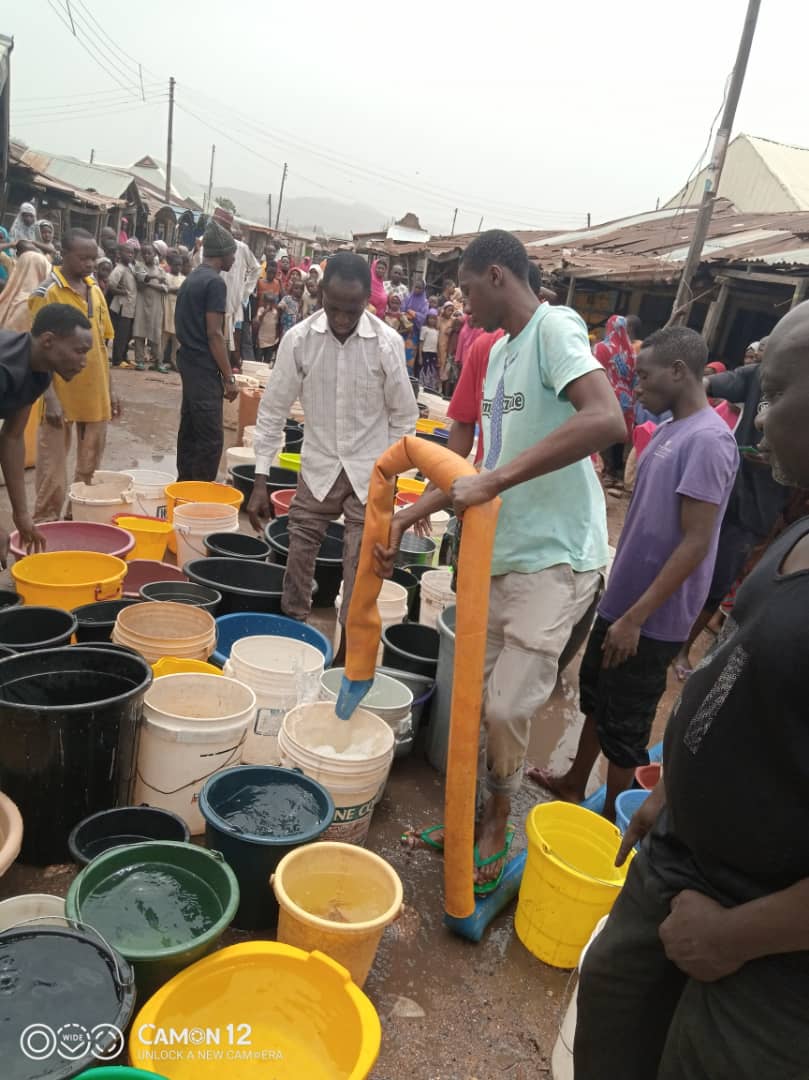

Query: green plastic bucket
[[66, 840, 239, 997], [78, 1070, 167, 1078]]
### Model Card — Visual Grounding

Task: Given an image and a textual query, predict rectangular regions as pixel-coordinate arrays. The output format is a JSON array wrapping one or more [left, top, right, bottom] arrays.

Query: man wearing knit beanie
[[173, 219, 238, 480]]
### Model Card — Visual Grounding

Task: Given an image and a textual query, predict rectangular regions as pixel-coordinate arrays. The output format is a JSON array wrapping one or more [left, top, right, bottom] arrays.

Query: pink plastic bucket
[[9, 521, 135, 561]]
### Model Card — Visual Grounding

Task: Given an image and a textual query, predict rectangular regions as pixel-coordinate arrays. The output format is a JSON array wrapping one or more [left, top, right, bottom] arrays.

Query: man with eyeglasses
[[671, 337, 789, 678]]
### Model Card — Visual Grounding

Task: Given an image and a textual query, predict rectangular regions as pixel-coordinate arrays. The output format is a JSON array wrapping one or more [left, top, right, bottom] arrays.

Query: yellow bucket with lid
[[515, 801, 633, 968], [11, 552, 127, 610]]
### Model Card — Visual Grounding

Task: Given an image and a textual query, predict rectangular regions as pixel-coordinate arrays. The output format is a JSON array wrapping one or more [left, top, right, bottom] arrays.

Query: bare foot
[[473, 796, 511, 887], [525, 765, 581, 802]]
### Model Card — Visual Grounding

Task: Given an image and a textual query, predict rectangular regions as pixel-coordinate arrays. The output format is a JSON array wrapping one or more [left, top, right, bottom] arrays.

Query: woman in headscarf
[[369, 257, 388, 319], [593, 314, 636, 485], [383, 293, 412, 340], [0, 250, 52, 331], [9, 203, 38, 244], [403, 277, 429, 373], [0, 227, 13, 289]]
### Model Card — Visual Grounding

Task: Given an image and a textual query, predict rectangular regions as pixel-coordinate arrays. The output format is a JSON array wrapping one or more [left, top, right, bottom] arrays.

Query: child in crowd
[[163, 250, 185, 371], [254, 293, 280, 364], [278, 280, 303, 338], [300, 276, 320, 319], [383, 293, 413, 340], [419, 309, 440, 390]]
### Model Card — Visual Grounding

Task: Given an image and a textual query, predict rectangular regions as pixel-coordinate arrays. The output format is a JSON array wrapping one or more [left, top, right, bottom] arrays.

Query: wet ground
[[0, 371, 693, 1079]]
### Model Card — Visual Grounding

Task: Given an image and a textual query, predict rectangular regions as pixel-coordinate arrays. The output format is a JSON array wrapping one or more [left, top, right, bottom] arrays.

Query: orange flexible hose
[[346, 435, 500, 918]]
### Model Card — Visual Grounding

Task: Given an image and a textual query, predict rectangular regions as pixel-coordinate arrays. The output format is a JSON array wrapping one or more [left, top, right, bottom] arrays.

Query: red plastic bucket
[[635, 762, 662, 790], [271, 488, 297, 516]]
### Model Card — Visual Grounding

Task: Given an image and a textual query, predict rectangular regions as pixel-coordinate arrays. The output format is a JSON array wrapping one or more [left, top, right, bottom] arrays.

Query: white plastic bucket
[[419, 569, 455, 629], [0, 893, 67, 933], [429, 511, 451, 565], [134, 672, 256, 834], [173, 502, 240, 567], [320, 667, 415, 760], [69, 470, 133, 525], [226, 445, 256, 472], [279, 701, 394, 845], [334, 579, 408, 660], [224, 636, 325, 766], [123, 468, 175, 520], [551, 914, 609, 1080], [242, 425, 257, 448]]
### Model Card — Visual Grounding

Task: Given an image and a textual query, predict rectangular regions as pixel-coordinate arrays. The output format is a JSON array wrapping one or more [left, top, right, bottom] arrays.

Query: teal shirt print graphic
[[481, 304, 609, 576]]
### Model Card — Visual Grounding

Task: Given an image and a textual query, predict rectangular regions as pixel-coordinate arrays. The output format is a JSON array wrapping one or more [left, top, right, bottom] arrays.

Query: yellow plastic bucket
[[272, 841, 402, 988], [11, 551, 127, 609], [112, 515, 174, 562], [515, 801, 633, 968], [278, 452, 301, 473], [415, 417, 446, 434], [396, 476, 426, 495], [152, 657, 223, 678], [128, 941, 381, 1078], [164, 481, 244, 554]]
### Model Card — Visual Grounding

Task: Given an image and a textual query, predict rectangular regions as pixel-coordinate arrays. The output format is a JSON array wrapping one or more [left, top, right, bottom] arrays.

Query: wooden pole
[[205, 144, 215, 214], [566, 276, 577, 306], [275, 163, 288, 230], [450, 207, 458, 235], [164, 76, 175, 204], [670, 0, 761, 324]]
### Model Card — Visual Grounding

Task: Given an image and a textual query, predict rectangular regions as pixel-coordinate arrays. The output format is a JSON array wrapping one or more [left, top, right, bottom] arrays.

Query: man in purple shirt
[[531, 326, 738, 818]]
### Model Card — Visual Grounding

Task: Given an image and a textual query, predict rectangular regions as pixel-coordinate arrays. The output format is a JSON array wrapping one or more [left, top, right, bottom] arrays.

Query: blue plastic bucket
[[199, 765, 334, 931], [211, 611, 333, 668], [615, 788, 650, 838]]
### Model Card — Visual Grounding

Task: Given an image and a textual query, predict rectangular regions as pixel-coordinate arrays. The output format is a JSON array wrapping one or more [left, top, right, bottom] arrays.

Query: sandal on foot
[[473, 823, 516, 896], [400, 824, 444, 852], [134, 362, 146, 371]]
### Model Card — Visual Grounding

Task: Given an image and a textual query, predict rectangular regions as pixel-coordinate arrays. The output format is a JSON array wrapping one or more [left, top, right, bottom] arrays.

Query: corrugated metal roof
[[22, 151, 134, 198]]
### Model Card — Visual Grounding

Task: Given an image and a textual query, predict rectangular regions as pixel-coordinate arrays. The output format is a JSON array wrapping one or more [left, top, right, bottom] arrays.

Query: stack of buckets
[[224, 635, 325, 766], [164, 481, 244, 558]]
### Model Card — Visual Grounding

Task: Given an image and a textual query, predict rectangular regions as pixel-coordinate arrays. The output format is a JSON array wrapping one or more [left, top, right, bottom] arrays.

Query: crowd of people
[[1, 209, 808, 1077]]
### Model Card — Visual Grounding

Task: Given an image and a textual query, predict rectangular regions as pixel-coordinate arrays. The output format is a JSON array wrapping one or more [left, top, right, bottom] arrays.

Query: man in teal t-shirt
[[379, 230, 625, 892]]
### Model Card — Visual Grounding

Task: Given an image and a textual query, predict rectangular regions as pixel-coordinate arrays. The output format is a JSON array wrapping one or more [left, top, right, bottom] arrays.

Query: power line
[[46, 0, 142, 97], [51, 2, 587, 229], [14, 93, 167, 119], [15, 82, 163, 104], [178, 82, 586, 223], [17, 101, 165, 126]]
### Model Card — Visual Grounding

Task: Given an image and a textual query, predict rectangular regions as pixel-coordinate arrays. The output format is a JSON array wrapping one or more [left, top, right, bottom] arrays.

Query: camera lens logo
[[20, 1022, 125, 1062]]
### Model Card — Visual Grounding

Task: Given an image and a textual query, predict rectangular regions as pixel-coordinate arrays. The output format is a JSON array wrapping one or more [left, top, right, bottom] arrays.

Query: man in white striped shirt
[[248, 252, 418, 661]]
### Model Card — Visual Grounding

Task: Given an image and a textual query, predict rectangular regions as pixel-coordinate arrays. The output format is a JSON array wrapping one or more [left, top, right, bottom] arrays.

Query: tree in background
[[215, 196, 237, 215]]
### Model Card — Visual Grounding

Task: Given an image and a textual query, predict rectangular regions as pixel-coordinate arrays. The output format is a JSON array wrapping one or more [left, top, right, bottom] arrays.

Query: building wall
[[664, 136, 801, 213]]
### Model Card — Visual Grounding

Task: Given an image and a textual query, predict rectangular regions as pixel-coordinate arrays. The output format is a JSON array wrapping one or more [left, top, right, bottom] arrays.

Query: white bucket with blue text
[[278, 701, 395, 845]]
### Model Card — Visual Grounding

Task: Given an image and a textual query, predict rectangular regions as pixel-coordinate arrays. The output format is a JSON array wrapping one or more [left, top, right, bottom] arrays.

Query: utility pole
[[165, 76, 175, 205], [268, 194, 272, 231], [670, 0, 760, 323], [586, 212, 591, 228], [275, 163, 288, 230], [89, 149, 95, 164], [477, 216, 484, 232], [450, 207, 458, 235], [205, 144, 216, 215]]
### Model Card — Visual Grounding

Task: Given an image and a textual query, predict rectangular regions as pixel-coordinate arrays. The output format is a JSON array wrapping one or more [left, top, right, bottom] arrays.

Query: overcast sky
[[6, 1, 806, 233]]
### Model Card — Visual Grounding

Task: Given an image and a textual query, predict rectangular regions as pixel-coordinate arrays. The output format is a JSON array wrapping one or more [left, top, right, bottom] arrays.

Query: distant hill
[[213, 187, 390, 237]]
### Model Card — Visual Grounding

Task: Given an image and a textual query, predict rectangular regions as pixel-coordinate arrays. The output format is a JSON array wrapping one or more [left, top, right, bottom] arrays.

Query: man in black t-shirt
[[174, 220, 239, 482], [574, 300, 809, 1080], [0, 304, 92, 566]]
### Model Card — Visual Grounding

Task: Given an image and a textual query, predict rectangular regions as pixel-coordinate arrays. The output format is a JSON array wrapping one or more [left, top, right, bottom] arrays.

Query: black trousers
[[176, 359, 224, 482], [111, 312, 133, 367], [575, 851, 809, 1080]]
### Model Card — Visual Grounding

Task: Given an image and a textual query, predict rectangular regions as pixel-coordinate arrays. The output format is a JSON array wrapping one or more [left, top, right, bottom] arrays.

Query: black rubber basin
[[265, 515, 344, 609], [229, 465, 298, 509], [204, 531, 271, 561], [183, 558, 286, 615]]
